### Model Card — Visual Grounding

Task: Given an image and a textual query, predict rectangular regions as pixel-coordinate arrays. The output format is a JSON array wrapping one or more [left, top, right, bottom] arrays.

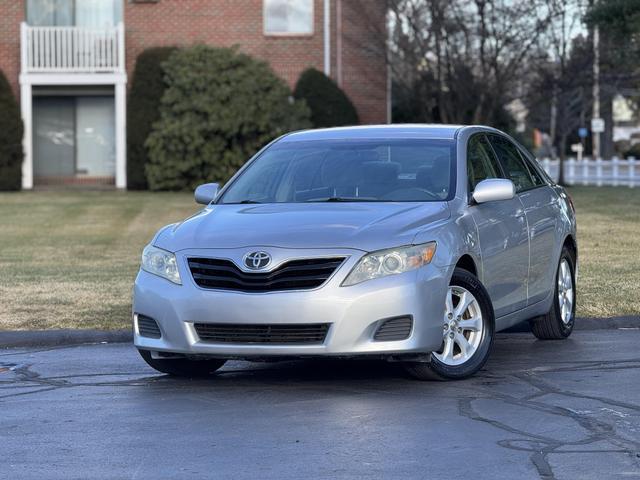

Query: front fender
[[412, 212, 482, 281]]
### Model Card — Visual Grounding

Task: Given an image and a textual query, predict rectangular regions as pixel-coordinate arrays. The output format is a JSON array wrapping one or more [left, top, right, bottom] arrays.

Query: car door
[[467, 134, 529, 318], [487, 134, 558, 306], [514, 146, 561, 305]]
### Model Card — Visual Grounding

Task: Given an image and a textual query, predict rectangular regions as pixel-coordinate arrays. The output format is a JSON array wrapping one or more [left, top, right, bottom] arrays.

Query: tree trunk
[[550, 81, 559, 159], [558, 133, 568, 186]]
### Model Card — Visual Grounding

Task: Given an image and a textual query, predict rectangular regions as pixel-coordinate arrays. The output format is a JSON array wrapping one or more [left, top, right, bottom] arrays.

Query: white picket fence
[[539, 158, 639, 187]]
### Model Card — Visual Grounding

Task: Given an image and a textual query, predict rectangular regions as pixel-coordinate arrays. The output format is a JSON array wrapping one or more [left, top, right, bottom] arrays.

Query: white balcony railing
[[20, 22, 125, 74]]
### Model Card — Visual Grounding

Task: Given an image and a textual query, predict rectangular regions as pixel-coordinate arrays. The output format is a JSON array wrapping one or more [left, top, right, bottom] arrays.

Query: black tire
[[404, 268, 495, 381], [138, 349, 226, 377], [530, 247, 576, 340]]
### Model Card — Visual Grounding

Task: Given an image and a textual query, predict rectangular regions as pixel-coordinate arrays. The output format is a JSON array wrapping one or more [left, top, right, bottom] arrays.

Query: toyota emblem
[[243, 251, 272, 270]]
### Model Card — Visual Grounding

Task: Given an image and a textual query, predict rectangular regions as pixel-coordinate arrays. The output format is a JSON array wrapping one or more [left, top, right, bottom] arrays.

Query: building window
[[33, 92, 116, 185], [27, 0, 123, 27], [264, 0, 314, 36]]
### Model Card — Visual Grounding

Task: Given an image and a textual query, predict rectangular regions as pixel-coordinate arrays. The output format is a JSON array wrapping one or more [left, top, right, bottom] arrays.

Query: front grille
[[194, 323, 330, 345], [373, 316, 413, 341], [137, 314, 161, 339], [187, 257, 345, 292]]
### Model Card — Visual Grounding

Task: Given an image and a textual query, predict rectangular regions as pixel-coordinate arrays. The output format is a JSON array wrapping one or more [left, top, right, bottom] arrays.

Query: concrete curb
[[0, 316, 638, 349], [0, 329, 132, 349], [575, 316, 640, 330], [501, 315, 640, 333]]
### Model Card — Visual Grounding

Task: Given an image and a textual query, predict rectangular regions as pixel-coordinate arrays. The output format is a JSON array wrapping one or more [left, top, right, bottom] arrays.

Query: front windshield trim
[[216, 137, 457, 204]]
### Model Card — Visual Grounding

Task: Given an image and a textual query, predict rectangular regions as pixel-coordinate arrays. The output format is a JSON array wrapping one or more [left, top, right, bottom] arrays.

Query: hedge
[[126, 47, 176, 189], [293, 68, 359, 128], [0, 70, 23, 190], [145, 45, 311, 190]]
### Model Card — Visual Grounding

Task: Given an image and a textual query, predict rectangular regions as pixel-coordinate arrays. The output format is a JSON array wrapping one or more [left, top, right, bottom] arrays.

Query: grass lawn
[[0, 191, 198, 331], [0, 187, 638, 330]]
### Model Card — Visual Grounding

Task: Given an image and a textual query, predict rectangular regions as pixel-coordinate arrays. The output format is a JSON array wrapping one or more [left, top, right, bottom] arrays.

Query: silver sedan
[[133, 125, 577, 380]]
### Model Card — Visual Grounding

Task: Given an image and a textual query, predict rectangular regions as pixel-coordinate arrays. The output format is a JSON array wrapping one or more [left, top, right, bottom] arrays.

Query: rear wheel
[[530, 247, 576, 340], [404, 268, 495, 381], [138, 349, 226, 377]]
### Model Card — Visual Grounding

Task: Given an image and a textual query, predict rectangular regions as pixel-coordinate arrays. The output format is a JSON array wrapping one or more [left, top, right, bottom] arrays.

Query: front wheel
[[138, 349, 226, 377], [404, 268, 495, 381]]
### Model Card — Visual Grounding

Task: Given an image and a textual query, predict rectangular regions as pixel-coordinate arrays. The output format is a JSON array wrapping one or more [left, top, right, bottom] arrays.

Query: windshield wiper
[[229, 199, 262, 204], [304, 196, 380, 202]]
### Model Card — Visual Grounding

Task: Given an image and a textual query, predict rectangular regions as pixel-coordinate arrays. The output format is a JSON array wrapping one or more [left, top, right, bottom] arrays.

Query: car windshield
[[218, 138, 455, 204]]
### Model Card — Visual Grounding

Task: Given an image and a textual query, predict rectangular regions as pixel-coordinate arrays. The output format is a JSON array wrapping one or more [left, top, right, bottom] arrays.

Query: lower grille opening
[[373, 316, 413, 341], [137, 314, 161, 339], [194, 323, 330, 345]]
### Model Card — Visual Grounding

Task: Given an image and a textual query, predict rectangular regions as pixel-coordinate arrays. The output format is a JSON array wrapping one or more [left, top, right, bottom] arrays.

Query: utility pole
[[592, 25, 601, 159]]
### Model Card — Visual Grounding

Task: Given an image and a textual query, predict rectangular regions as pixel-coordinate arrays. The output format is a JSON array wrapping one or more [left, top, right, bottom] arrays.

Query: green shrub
[[624, 142, 640, 159], [293, 68, 359, 128], [0, 70, 23, 190], [145, 45, 311, 190], [126, 47, 176, 189]]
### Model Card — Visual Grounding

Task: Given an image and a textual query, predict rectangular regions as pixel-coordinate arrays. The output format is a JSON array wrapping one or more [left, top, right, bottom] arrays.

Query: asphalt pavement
[[1, 330, 639, 479]]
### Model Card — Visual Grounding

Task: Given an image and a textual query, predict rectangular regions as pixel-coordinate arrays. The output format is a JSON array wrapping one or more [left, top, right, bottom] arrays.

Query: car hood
[[154, 202, 450, 252]]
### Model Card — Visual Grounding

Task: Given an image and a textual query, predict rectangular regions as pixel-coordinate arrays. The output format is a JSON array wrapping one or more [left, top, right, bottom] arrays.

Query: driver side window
[[488, 134, 536, 192], [467, 134, 502, 193]]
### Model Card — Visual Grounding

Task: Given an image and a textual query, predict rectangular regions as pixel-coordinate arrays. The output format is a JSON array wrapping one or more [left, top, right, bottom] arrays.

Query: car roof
[[281, 124, 469, 142]]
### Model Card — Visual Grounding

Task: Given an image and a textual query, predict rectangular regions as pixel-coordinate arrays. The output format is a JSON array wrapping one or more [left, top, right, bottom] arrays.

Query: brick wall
[[125, 0, 388, 124], [0, 0, 388, 122], [0, 1, 24, 98], [125, 0, 322, 89], [338, 0, 388, 124]]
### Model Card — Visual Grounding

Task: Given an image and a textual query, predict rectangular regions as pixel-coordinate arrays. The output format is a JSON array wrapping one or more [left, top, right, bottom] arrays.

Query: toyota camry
[[133, 125, 577, 380]]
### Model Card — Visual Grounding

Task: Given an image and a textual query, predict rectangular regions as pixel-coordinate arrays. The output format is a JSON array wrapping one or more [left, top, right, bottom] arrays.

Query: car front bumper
[[132, 247, 452, 358]]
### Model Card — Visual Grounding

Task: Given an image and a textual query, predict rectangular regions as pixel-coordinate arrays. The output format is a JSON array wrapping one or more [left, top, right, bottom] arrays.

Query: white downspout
[[19, 22, 33, 189], [115, 22, 127, 189], [323, 0, 331, 77], [336, 0, 342, 86]]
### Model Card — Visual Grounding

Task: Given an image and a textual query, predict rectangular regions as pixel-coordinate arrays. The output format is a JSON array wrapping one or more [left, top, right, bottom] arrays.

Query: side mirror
[[194, 183, 220, 205], [472, 179, 515, 204]]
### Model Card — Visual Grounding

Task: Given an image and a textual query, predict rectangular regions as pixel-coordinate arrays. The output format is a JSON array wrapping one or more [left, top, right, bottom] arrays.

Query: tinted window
[[488, 135, 535, 192], [467, 134, 503, 191], [219, 139, 456, 203], [516, 146, 547, 186]]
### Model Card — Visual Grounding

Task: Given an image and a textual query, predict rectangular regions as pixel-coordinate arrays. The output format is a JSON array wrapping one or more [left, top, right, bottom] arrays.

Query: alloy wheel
[[558, 259, 574, 325], [433, 286, 484, 366]]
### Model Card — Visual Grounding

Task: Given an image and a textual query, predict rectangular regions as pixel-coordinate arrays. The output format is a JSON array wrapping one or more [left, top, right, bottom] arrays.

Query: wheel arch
[[563, 234, 577, 263], [454, 254, 478, 277]]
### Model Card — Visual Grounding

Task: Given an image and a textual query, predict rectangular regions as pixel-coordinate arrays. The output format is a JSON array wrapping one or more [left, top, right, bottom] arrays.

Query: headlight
[[141, 244, 182, 285], [342, 242, 436, 286]]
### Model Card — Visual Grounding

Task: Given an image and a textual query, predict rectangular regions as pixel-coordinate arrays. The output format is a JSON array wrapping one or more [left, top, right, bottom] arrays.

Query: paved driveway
[[1, 330, 639, 479]]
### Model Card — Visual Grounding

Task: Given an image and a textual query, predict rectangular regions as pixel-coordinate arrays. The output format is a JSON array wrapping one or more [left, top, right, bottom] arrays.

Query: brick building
[[0, 0, 388, 189]]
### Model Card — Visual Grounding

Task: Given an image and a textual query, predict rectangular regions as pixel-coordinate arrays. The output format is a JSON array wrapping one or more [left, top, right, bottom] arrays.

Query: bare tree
[[538, 0, 589, 184], [385, 0, 561, 127]]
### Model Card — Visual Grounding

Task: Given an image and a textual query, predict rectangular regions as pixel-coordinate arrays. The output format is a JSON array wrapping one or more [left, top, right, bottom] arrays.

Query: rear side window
[[467, 134, 503, 192], [488, 135, 536, 192]]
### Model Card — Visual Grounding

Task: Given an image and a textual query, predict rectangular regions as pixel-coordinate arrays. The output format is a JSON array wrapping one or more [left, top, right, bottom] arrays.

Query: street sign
[[591, 118, 605, 133], [578, 127, 588, 138]]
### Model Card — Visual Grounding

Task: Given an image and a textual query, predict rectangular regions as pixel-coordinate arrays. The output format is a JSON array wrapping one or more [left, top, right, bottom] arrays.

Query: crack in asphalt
[[0, 363, 167, 400], [2, 350, 640, 479], [459, 360, 640, 479]]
